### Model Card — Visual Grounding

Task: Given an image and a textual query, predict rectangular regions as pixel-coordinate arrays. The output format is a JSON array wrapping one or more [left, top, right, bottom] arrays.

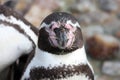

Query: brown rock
[[0, 0, 7, 4], [15, 0, 33, 15], [102, 61, 120, 76], [77, 11, 110, 26], [86, 34, 120, 60], [103, 18, 120, 38], [115, 31, 120, 38], [96, 75, 116, 80], [69, 0, 96, 13], [25, 4, 52, 27], [82, 25, 104, 39], [113, 0, 120, 15], [25, 0, 60, 27], [98, 0, 118, 13]]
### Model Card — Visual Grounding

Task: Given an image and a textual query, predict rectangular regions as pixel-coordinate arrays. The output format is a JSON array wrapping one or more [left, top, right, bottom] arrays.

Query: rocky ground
[[1, 0, 120, 80]]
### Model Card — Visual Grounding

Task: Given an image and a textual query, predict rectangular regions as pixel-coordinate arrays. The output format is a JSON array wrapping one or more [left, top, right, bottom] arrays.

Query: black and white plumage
[[21, 12, 94, 80], [0, 5, 38, 72]]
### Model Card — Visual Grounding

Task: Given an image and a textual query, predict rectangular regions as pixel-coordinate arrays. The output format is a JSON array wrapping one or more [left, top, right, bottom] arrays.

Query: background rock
[[77, 11, 110, 26], [82, 25, 104, 39], [102, 61, 120, 76], [69, 0, 96, 13], [86, 34, 120, 60], [97, 0, 118, 13], [25, 0, 60, 27]]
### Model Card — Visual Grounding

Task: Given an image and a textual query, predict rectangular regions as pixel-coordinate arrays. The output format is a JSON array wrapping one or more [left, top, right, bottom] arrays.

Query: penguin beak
[[54, 28, 68, 49]]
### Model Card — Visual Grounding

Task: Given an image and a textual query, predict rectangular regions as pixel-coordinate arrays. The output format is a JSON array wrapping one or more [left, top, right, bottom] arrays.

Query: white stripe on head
[[40, 22, 50, 29], [0, 14, 38, 45], [66, 20, 80, 28], [40, 21, 57, 29], [40, 20, 80, 29]]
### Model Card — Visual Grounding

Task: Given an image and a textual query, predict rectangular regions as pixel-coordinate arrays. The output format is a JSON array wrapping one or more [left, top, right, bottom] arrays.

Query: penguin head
[[38, 12, 83, 54]]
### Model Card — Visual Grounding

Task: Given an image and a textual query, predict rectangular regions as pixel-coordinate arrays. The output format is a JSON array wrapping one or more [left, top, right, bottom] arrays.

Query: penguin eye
[[54, 28, 60, 34], [49, 24, 53, 29]]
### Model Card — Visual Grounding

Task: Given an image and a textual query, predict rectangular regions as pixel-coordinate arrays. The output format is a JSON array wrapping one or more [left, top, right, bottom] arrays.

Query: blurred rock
[[25, 0, 60, 27], [96, 75, 119, 80], [69, 0, 96, 13], [98, 0, 118, 13], [86, 34, 120, 60], [0, 0, 6, 4], [77, 11, 110, 26], [25, 4, 51, 27], [15, 0, 33, 15], [115, 30, 120, 39], [116, 0, 120, 18], [102, 61, 120, 76], [103, 18, 120, 36], [82, 25, 104, 39], [35, 0, 60, 11]]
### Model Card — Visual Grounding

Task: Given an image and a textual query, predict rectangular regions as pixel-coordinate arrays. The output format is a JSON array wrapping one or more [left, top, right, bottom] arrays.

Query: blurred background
[[0, 0, 120, 80]]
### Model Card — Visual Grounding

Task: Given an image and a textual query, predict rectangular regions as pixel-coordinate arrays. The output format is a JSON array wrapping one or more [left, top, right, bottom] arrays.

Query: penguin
[[21, 12, 94, 80], [0, 5, 38, 73]]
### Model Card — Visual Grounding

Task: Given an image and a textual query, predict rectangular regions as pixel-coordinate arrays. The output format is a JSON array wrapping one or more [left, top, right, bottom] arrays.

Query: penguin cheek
[[45, 27, 59, 47], [48, 36, 59, 47], [66, 31, 75, 48]]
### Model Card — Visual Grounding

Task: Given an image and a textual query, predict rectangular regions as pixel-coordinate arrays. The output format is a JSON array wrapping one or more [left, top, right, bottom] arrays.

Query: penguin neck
[[33, 46, 88, 68]]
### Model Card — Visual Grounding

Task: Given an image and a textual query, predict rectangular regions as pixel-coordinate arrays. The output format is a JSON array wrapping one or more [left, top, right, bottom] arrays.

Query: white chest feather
[[0, 14, 38, 71], [33, 47, 87, 68], [39, 75, 89, 80], [0, 24, 32, 71], [21, 46, 92, 80], [57, 74, 89, 80]]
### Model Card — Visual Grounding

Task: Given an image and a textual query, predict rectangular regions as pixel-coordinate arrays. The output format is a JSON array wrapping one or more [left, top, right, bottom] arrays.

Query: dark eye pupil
[[49, 24, 53, 29], [54, 28, 60, 34]]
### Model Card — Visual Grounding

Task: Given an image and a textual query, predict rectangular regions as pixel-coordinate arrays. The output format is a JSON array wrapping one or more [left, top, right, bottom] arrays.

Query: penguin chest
[[21, 48, 94, 80]]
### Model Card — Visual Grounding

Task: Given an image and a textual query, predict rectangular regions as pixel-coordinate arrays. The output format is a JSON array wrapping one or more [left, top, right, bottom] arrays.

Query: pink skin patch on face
[[65, 24, 76, 32], [51, 22, 60, 30], [65, 24, 76, 48], [45, 22, 60, 47], [46, 22, 76, 49], [49, 36, 58, 47]]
